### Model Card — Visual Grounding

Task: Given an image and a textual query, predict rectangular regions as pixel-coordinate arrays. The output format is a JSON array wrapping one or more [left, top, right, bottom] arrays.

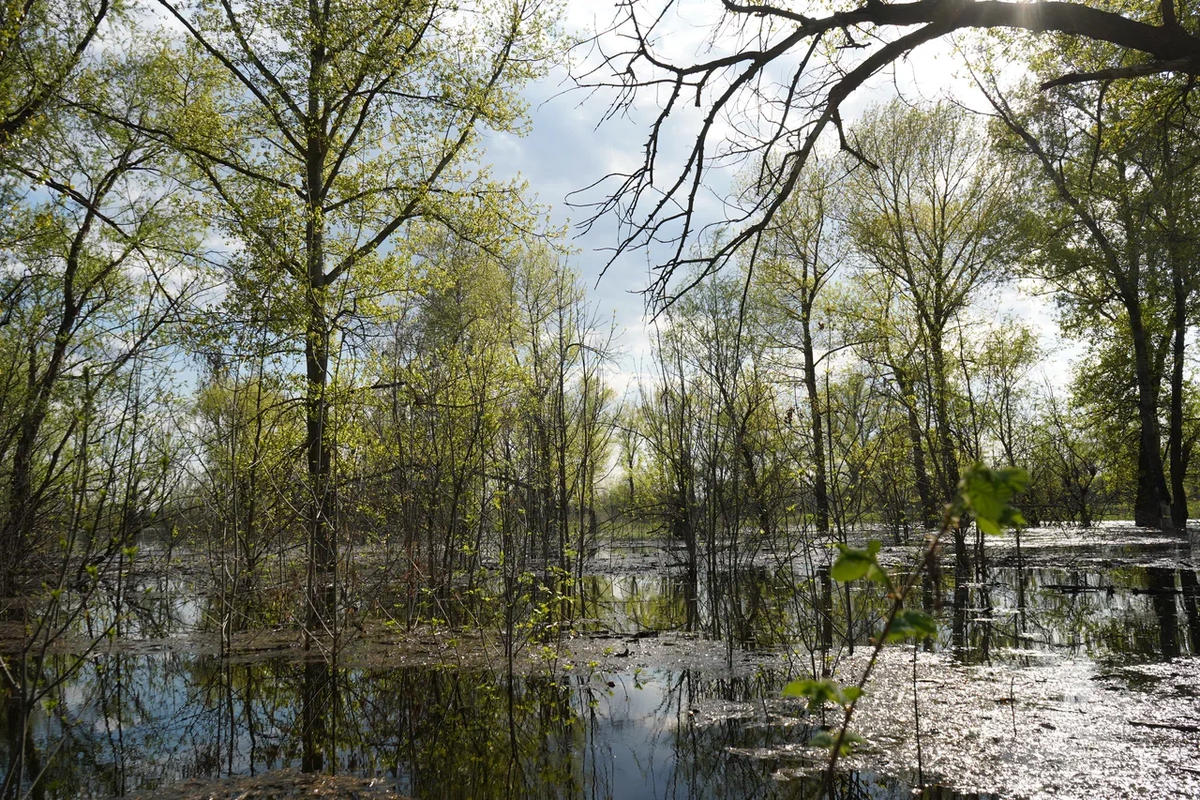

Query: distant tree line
[[0, 0, 1197, 649]]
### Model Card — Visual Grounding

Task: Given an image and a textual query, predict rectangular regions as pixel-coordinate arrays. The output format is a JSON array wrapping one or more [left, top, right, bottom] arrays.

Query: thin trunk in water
[[1169, 266, 1188, 529], [895, 367, 936, 530], [801, 310, 830, 536]]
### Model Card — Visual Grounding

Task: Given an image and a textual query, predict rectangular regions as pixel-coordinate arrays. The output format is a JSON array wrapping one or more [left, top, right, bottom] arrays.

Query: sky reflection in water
[[4, 526, 1197, 799]]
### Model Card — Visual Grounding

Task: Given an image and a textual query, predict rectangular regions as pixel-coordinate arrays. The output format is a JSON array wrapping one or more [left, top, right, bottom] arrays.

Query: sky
[[485, 1, 1078, 397]]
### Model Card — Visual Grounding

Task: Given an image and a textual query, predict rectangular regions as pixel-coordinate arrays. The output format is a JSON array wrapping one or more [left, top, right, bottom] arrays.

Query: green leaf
[[782, 679, 816, 698], [887, 608, 938, 641], [832, 545, 873, 582], [1002, 508, 1027, 527], [784, 678, 858, 710], [783, 678, 837, 707], [784, 678, 863, 710], [866, 563, 889, 584], [958, 463, 1030, 536]]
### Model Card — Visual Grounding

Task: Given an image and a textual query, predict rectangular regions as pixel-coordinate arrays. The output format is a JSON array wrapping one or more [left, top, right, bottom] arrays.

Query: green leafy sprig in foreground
[[784, 463, 1029, 781]]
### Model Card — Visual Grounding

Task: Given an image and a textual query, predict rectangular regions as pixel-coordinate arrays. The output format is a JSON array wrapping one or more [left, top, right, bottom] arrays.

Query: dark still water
[[14, 658, 992, 799], [2, 525, 1197, 799]]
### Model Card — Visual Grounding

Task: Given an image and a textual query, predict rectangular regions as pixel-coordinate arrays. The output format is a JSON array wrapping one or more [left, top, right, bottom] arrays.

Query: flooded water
[[2, 524, 1198, 799]]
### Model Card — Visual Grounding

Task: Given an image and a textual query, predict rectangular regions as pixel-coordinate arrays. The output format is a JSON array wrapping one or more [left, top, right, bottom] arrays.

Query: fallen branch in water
[[1129, 720, 1200, 733]]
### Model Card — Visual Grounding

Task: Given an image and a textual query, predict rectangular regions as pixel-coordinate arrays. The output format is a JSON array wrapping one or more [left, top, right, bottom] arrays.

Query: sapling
[[784, 462, 1029, 795]]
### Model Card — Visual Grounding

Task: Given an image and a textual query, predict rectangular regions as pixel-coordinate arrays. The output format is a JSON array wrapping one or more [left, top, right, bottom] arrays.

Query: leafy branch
[[784, 462, 1029, 794]]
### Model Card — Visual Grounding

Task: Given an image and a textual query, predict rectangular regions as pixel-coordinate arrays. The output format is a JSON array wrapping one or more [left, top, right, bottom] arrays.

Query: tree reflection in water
[[0, 538, 1196, 798], [0, 648, 1002, 799]]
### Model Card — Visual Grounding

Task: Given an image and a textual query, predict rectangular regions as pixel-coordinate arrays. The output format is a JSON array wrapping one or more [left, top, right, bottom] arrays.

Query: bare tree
[[574, 0, 1200, 309]]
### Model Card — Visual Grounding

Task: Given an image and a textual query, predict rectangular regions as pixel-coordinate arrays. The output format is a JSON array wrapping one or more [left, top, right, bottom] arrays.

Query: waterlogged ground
[[2, 524, 1198, 799]]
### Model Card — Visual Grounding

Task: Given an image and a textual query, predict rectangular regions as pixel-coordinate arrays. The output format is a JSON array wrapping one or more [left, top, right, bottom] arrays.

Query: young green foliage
[[830, 539, 886, 585], [782, 678, 863, 711], [788, 462, 1029, 763], [148, 0, 564, 630], [887, 608, 938, 642], [957, 464, 1030, 536], [782, 679, 867, 755]]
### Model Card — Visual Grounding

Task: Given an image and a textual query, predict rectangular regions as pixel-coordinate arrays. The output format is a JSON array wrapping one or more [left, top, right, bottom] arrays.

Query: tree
[[577, 0, 1200, 311], [844, 269, 941, 530], [0, 47, 199, 592], [842, 101, 1021, 561], [1026, 385, 1114, 526], [634, 322, 703, 625], [353, 235, 617, 627], [970, 322, 1042, 469], [983, 41, 1200, 529], [0, 0, 109, 155], [0, 44, 196, 792], [191, 364, 303, 632], [631, 269, 795, 637], [754, 161, 848, 538], [360, 230, 520, 616], [148, 0, 560, 632]]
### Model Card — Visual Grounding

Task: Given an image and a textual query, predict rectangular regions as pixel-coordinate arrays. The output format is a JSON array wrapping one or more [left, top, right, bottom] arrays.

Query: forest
[[0, 0, 1199, 797]]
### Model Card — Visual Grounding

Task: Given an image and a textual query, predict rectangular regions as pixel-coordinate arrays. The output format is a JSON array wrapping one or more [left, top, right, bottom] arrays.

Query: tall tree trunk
[[895, 367, 936, 529], [801, 311, 830, 536], [1128, 301, 1172, 530], [1169, 267, 1189, 529], [557, 325, 568, 571], [928, 331, 961, 499], [304, 39, 336, 631], [304, 291, 336, 633], [929, 332, 967, 571]]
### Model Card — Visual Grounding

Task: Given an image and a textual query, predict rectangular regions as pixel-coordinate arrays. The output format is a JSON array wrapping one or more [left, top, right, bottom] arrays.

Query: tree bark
[[1169, 262, 1189, 529], [801, 308, 831, 536], [895, 367, 937, 529], [1128, 300, 1173, 530], [928, 330, 961, 500], [304, 28, 336, 634], [304, 291, 336, 633]]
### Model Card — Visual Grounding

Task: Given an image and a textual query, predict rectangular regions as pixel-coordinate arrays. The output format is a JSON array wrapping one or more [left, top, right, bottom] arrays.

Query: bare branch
[[577, 0, 1200, 308], [1040, 57, 1193, 88]]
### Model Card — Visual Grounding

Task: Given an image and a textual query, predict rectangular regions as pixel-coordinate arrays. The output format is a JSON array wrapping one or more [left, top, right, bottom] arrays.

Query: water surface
[[3, 525, 1197, 799]]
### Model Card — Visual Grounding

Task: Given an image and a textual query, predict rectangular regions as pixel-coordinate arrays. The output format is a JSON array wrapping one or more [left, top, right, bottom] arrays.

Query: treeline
[[2, 0, 1199, 645], [622, 67, 1200, 586], [0, 0, 605, 641]]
